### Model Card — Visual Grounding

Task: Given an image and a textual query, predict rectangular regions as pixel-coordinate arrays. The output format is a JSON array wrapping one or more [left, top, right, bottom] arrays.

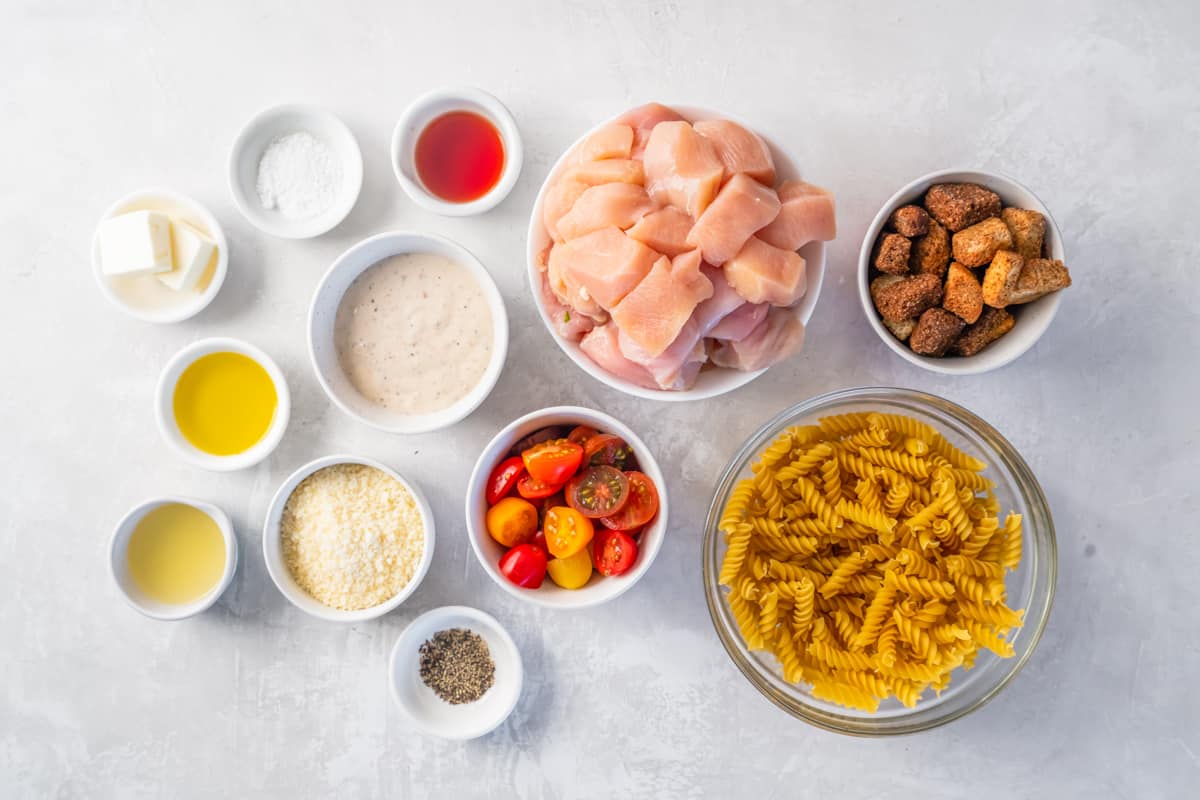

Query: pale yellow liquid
[[127, 503, 226, 604]]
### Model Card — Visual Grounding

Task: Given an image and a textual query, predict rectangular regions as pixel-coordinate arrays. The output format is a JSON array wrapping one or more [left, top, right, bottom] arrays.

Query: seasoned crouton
[[982, 250, 1024, 308], [872, 273, 943, 323], [943, 262, 984, 323], [887, 205, 931, 237], [951, 307, 1016, 356], [1007, 258, 1072, 304], [952, 218, 1015, 268], [910, 308, 966, 356], [1001, 207, 1046, 260], [882, 317, 917, 341], [923, 183, 1001, 231], [873, 233, 911, 274], [909, 219, 951, 277], [870, 274, 904, 305]]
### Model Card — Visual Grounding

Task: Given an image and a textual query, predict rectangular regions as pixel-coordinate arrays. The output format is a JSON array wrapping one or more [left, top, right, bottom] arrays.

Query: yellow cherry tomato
[[546, 546, 594, 590], [485, 497, 538, 548], [543, 506, 594, 559]]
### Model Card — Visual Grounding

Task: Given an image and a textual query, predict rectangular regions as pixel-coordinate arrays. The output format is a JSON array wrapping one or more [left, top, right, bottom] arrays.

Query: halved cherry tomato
[[567, 425, 599, 445], [593, 530, 638, 576], [499, 543, 547, 588], [600, 472, 659, 531], [530, 530, 550, 560], [509, 426, 567, 458], [566, 465, 630, 519], [485, 497, 538, 547], [546, 546, 593, 589], [543, 506, 595, 558], [486, 456, 525, 505], [522, 440, 584, 485], [537, 492, 565, 527], [517, 473, 565, 500], [583, 434, 636, 471]]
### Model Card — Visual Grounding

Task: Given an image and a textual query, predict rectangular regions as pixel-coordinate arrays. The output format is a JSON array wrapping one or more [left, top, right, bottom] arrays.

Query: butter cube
[[157, 219, 217, 292], [97, 210, 173, 277]]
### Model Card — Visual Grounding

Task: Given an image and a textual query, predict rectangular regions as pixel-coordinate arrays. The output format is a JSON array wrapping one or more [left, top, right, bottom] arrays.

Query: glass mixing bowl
[[702, 387, 1057, 735]]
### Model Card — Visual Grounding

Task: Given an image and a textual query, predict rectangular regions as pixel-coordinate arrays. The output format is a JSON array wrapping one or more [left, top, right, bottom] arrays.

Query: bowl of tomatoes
[[465, 406, 668, 608]]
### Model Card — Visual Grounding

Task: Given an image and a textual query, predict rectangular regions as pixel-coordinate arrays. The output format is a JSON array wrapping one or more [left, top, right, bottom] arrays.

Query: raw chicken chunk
[[580, 323, 658, 390], [616, 103, 687, 158], [693, 119, 776, 185], [710, 308, 806, 371], [693, 264, 751, 334], [627, 207, 694, 257], [548, 227, 660, 310], [619, 318, 707, 391], [757, 180, 837, 251], [543, 179, 590, 243], [708, 301, 768, 341], [643, 121, 725, 219], [611, 250, 714, 358], [538, 272, 596, 341], [555, 183, 656, 242], [546, 245, 605, 319], [562, 159, 644, 187], [568, 123, 634, 164], [686, 174, 781, 265], [723, 236, 808, 306]]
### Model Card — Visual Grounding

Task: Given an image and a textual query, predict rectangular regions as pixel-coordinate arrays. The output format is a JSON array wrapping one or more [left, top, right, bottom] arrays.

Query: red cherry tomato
[[485, 456, 525, 505], [517, 473, 566, 500], [499, 543, 547, 589], [592, 530, 638, 576], [600, 472, 659, 531], [530, 530, 550, 559], [566, 465, 630, 519], [567, 425, 599, 445], [583, 434, 637, 471], [522, 440, 584, 485]]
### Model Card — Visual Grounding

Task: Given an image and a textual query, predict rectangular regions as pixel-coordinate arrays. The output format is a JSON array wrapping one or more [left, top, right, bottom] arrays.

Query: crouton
[[870, 274, 904, 305], [1007, 258, 1072, 305], [923, 183, 1001, 232], [872, 273, 943, 323], [887, 205, 931, 237], [943, 262, 984, 323], [910, 308, 966, 357], [882, 317, 917, 341], [909, 219, 951, 277], [982, 250, 1024, 308], [952, 218, 1015, 268], [1001, 207, 1046, 260], [951, 307, 1016, 356], [873, 233, 911, 275]]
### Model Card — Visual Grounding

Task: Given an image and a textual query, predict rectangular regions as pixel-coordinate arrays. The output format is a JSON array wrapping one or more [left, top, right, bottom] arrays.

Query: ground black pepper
[[418, 628, 495, 704]]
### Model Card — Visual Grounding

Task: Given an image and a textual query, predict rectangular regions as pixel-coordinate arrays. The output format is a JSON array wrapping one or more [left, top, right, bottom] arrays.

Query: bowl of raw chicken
[[527, 103, 834, 401]]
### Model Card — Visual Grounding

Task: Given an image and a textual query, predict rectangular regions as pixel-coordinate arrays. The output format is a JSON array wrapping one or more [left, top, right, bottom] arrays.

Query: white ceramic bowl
[[391, 87, 523, 216], [228, 104, 363, 239], [308, 231, 509, 434], [465, 406, 668, 609], [858, 168, 1065, 375], [526, 104, 827, 402], [109, 496, 239, 620], [154, 337, 291, 471], [389, 605, 523, 739], [91, 188, 229, 324], [262, 455, 435, 623]]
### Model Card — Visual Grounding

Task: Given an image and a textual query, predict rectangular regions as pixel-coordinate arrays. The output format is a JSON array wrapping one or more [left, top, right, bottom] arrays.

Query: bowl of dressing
[[155, 337, 291, 471], [308, 231, 509, 434], [109, 496, 238, 620]]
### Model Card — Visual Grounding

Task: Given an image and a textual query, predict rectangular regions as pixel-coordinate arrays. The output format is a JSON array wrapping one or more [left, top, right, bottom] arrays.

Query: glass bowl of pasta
[[702, 386, 1056, 735]]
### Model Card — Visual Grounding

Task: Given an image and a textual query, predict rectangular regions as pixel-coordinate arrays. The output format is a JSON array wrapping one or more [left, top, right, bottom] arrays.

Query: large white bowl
[[526, 104, 827, 402], [308, 231, 509, 434], [465, 406, 668, 609], [857, 169, 1065, 375]]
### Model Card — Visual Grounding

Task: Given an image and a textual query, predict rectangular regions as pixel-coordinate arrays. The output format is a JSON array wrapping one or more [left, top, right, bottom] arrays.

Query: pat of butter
[[157, 219, 217, 292], [97, 210, 173, 277]]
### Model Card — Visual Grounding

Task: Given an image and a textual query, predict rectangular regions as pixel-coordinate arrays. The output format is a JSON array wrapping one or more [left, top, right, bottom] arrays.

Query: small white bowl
[[465, 406, 668, 609], [154, 337, 291, 471], [229, 104, 363, 239], [263, 455, 436, 623], [391, 87, 523, 216], [389, 605, 523, 740], [91, 188, 229, 324], [308, 231, 509, 434], [858, 168, 1066, 375], [526, 104, 827, 402], [109, 496, 239, 620]]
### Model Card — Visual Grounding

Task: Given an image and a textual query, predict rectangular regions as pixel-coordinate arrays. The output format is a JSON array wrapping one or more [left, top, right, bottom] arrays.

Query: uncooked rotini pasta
[[716, 411, 1026, 712]]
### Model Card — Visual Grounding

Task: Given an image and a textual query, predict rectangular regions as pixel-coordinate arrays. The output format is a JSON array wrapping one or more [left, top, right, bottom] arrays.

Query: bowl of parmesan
[[263, 454, 435, 622]]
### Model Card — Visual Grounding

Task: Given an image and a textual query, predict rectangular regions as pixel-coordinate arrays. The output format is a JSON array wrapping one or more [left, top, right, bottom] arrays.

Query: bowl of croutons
[[858, 170, 1071, 374]]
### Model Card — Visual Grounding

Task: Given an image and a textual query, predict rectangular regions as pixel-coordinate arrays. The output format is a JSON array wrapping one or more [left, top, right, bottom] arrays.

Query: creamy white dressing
[[334, 253, 493, 415]]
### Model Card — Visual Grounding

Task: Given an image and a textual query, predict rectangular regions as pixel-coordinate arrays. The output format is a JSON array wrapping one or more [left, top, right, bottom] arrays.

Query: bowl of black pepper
[[389, 605, 523, 740]]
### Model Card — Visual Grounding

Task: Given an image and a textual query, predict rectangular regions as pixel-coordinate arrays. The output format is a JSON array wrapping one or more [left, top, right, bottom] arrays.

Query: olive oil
[[173, 351, 277, 456], [127, 503, 226, 604]]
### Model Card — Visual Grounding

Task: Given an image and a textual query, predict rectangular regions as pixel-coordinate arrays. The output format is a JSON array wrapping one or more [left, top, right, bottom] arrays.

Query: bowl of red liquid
[[392, 87, 523, 216]]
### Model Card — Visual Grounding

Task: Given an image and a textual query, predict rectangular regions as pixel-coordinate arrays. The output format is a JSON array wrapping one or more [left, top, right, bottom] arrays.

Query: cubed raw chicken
[[618, 318, 707, 391], [707, 301, 768, 341], [710, 308, 806, 371], [545, 244, 605, 319], [548, 227, 660, 310], [643, 121, 725, 219], [686, 174, 781, 265], [627, 207, 694, 257], [538, 272, 596, 341], [543, 179, 589, 242], [693, 119, 777, 185], [693, 264, 751, 334], [756, 180, 837, 251], [555, 183, 657, 242], [615, 102, 686, 158], [562, 159, 644, 187], [611, 250, 714, 358], [567, 123, 634, 164], [580, 323, 658, 390], [723, 236, 807, 306]]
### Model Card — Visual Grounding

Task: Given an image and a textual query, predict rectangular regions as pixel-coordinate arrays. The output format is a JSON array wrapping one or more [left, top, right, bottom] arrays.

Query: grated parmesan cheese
[[280, 463, 426, 611]]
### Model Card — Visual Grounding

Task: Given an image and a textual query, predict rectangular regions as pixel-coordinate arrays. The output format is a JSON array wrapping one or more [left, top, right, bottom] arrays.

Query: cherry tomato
[[517, 473, 565, 500], [530, 530, 550, 559], [485, 497, 538, 547], [509, 426, 567, 458], [600, 472, 659, 531], [485, 456, 525, 505], [583, 434, 637, 471], [566, 466, 630, 519], [537, 492, 565, 526], [499, 543, 547, 589], [543, 506, 595, 558], [546, 546, 593, 589], [567, 425, 599, 445], [522, 440, 584, 485], [592, 530, 638, 576]]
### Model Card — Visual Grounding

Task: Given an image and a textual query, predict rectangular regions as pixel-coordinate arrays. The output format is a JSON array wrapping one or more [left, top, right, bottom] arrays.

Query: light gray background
[[2, 1, 1196, 798]]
